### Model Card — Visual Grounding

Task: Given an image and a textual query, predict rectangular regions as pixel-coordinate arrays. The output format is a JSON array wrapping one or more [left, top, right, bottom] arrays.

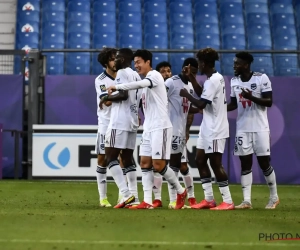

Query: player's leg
[[152, 169, 163, 207], [255, 132, 279, 209], [117, 155, 126, 204], [167, 152, 181, 209], [234, 132, 254, 209], [95, 131, 111, 207], [152, 128, 186, 210], [180, 146, 196, 207], [208, 139, 234, 210], [105, 129, 134, 208]]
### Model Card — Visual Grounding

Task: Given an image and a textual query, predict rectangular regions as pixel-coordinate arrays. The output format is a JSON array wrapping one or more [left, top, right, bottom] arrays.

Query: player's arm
[[188, 106, 201, 114], [182, 64, 202, 96], [242, 90, 272, 107], [227, 97, 238, 111], [108, 78, 152, 92], [180, 89, 208, 109], [185, 113, 194, 141]]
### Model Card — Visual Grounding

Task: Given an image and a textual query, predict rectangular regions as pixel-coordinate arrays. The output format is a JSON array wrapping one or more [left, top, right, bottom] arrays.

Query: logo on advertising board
[[43, 142, 70, 170]]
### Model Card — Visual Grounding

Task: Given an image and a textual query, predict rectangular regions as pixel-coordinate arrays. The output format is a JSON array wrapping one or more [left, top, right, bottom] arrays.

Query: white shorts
[[234, 131, 270, 156], [139, 128, 172, 160], [181, 145, 189, 163], [95, 125, 108, 155], [105, 128, 136, 150], [197, 134, 227, 154], [171, 135, 185, 154]]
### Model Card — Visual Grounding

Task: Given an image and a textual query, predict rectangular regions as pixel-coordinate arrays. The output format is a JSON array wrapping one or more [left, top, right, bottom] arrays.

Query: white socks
[[167, 166, 178, 203], [141, 168, 154, 204], [96, 165, 107, 200], [181, 167, 194, 199], [263, 166, 278, 200], [160, 166, 185, 194], [241, 170, 252, 203], [153, 171, 163, 201], [125, 165, 139, 202], [201, 178, 214, 201], [218, 180, 233, 204]]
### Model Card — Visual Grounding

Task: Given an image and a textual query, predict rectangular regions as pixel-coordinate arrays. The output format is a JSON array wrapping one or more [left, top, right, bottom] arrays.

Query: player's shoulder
[[96, 72, 106, 81], [171, 75, 180, 81], [253, 72, 264, 77]]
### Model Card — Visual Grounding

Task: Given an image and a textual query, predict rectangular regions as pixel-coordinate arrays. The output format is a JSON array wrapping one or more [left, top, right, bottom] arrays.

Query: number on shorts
[[172, 136, 181, 144], [235, 136, 243, 146]]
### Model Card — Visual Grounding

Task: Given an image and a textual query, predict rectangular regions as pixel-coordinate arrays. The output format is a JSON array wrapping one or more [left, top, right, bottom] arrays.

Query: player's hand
[[241, 88, 252, 99], [180, 88, 189, 97], [99, 96, 107, 110], [106, 86, 117, 95], [182, 64, 191, 76]]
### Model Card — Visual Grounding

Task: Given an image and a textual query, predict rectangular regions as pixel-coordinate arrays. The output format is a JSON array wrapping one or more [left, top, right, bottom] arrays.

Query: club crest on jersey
[[172, 144, 178, 150], [251, 83, 257, 90], [166, 86, 169, 92], [190, 89, 193, 94], [117, 78, 120, 82], [100, 85, 106, 92], [100, 144, 105, 150]]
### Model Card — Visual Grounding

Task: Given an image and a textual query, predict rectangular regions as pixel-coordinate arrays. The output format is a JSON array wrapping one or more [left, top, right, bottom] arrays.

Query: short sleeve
[[145, 70, 161, 88], [115, 70, 128, 85], [261, 74, 272, 93], [164, 78, 174, 98], [200, 79, 217, 104]]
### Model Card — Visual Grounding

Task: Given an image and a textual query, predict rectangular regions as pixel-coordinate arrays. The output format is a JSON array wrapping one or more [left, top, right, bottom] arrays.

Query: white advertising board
[[32, 125, 214, 181]]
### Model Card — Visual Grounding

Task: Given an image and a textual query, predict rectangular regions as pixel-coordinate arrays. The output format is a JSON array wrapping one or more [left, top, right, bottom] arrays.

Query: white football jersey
[[95, 71, 115, 129], [141, 70, 173, 132], [165, 75, 194, 138], [230, 72, 272, 132], [200, 72, 229, 140], [109, 67, 142, 132]]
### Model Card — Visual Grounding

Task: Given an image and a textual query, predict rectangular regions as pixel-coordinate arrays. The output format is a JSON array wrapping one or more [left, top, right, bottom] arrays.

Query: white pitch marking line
[[0, 239, 299, 247]]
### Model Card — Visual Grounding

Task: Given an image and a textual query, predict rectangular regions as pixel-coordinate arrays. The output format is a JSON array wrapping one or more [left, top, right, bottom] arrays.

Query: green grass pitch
[[0, 181, 299, 250]]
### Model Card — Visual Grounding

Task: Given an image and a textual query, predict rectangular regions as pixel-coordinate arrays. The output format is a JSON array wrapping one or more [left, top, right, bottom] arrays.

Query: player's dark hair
[[118, 48, 134, 63], [156, 61, 171, 71], [182, 57, 198, 69], [133, 49, 152, 67], [97, 47, 117, 68], [196, 48, 219, 67], [235, 52, 254, 64]]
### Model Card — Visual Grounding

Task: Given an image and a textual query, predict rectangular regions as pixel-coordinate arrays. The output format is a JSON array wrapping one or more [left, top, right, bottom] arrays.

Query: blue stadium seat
[[119, 23, 142, 33], [274, 54, 299, 76], [17, 11, 39, 23], [41, 32, 65, 48], [220, 2, 243, 13], [218, 0, 242, 2], [93, 1, 116, 12], [222, 34, 246, 50], [92, 53, 103, 75], [273, 35, 298, 50], [221, 23, 245, 36], [244, 3, 268, 13], [169, 2, 192, 13], [144, 12, 167, 23], [170, 33, 194, 49], [118, 33, 142, 48], [273, 24, 297, 37], [271, 13, 295, 25], [93, 12, 116, 23], [295, 4, 300, 29], [197, 15, 218, 25], [246, 13, 269, 24], [68, 12, 91, 22], [252, 54, 274, 76], [17, 22, 39, 33], [66, 65, 90, 75], [119, 1, 141, 12], [67, 32, 91, 48], [244, 0, 267, 3], [18, 0, 40, 11], [42, 1, 65, 12], [144, 23, 167, 34], [269, 0, 293, 3], [221, 53, 235, 76], [220, 13, 244, 26], [248, 34, 272, 49], [43, 11, 65, 22], [16, 33, 39, 49], [144, 2, 167, 13], [196, 23, 219, 35], [194, 1, 218, 14], [67, 1, 91, 12], [119, 12, 142, 23], [152, 53, 169, 70], [68, 22, 91, 33], [275, 68, 299, 76], [144, 33, 168, 49], [196, 33, 220, 49], [247, 24, 271, 36], [169, 53, 194, 75], [118, 0, 140, 2], [42, 22, 65, 33], [44, 52, 64, 65], [144, 0, 166, 2], [169, 13, 193, 24], [93, 33, 117, 48], [46, 64, 64, 75], [93, 22, 116, 33], [270, 3, 294, 14], [170, 24, 193, 34]]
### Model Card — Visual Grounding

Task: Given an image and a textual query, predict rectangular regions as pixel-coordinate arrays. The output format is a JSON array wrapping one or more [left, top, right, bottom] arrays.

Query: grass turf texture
[[0, 181, 299, 250]]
